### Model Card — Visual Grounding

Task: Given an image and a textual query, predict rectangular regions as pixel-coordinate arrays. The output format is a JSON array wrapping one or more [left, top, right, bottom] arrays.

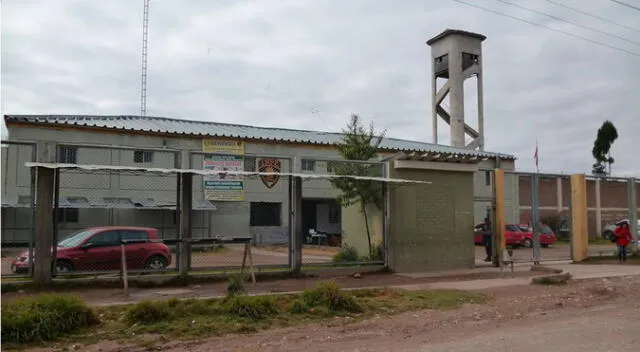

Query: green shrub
[[125, 300, 171, 324], [365, 242, 383, 261], [301, 281, 363, 313], [223, 295, 278, 320], [1, 294, 98, 343], [332, 244, 359, 263], [227, 274, 247, 297], [286, 299, 309, 314]]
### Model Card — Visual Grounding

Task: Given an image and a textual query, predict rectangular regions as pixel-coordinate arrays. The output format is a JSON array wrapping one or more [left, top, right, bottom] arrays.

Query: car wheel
[[55, 260, 74, 274], [541, 244, 549, 248], [524, 238, 533, 248], [145, 255, 168, 271]]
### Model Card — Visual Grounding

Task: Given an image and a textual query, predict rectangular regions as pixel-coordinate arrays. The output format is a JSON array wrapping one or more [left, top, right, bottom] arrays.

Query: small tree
[[591, 120, 618, 176], [330, 114, 386, 257]]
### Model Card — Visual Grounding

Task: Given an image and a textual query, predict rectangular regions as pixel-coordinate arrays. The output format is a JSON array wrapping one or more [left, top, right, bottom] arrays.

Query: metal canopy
[[384, 151, 488, 164], [24, 162, 432, 184]]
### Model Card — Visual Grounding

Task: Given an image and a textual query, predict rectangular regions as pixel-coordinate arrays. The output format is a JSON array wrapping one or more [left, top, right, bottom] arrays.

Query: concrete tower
[[427, 29, 486, 150]]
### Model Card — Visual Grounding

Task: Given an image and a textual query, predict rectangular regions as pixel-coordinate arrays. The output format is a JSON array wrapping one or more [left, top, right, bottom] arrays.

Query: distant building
[[1, 115, 517, 252]]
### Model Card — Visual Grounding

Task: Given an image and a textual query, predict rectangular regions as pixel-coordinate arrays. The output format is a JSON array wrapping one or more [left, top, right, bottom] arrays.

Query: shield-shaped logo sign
[[258, 158, 281, 189]]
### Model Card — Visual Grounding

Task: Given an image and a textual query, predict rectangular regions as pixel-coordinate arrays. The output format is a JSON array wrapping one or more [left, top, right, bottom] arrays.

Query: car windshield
[[506, 225, 520, 232], [518, 226, 529, 232], [541, 226, 554, 234], [58, 229, 96, 248]]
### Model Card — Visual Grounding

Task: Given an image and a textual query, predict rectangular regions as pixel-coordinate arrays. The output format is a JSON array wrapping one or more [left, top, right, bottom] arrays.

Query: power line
[[611, 0, 640, 12], [451, 0, 640, 57], [494, 0, 640, 47], [545, 0, 640, 33]]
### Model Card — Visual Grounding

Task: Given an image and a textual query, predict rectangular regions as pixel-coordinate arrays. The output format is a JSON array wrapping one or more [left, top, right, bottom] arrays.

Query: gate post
[[494, 168, 506, 267], [33, 141, 56, 284], [570, 174, 588, 262]]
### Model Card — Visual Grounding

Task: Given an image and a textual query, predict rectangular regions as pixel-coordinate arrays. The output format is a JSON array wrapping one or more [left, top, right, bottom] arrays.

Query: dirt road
[[25, 274, 640, 352]]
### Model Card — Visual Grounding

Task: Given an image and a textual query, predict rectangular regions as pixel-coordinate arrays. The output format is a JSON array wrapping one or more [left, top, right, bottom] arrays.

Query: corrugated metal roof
[[4, 114, 515, 159]]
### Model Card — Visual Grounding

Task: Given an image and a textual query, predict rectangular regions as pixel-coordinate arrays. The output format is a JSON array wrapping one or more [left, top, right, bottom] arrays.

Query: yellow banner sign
[[202, 139, 244, 155]]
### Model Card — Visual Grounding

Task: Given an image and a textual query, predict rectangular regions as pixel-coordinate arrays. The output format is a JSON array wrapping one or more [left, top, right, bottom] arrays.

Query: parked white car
[[602, 219, 640, 240]]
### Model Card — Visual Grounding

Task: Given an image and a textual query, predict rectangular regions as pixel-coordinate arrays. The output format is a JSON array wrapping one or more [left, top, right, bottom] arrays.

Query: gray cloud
[[2, 0, 639, 175]]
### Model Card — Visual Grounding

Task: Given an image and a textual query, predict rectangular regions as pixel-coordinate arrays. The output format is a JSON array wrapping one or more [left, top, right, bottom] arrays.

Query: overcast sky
[[1, 0, 639, 175]]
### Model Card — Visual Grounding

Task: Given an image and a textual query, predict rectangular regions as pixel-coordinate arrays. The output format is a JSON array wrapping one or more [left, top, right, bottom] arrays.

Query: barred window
[[58, 146, 77, 164], [301, 159, 315, 171], [244, 156, 256, 172], [134, 150, 153, 163]]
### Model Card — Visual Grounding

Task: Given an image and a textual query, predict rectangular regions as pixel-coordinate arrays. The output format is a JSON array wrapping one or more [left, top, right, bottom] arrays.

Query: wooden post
[[240, 242, 256, 284], [247, 243, 256, 284], [120, 243, 129, 296], [494, 169, 506, 270], [179, 173, 193, 275], [570, 174, 589, 262], [33, 141, 56, 285]]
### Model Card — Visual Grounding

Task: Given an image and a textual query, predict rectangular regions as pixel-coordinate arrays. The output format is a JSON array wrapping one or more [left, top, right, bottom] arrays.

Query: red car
[[11, 226, 171, 274], [517, 224, 557, 248], [474, 224, 524, 247]]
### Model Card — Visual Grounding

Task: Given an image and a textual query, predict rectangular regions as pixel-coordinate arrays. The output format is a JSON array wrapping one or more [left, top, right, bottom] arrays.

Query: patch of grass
[[332, 244, 360, 262], [226, 274, 247, 296], [363, 242, 383, 261], [222, 295, 279, 320], [301, 280, 363, 313], [6, 282, 488, 348], [1, 294, 98, 344], [125, 300, 172, 324]]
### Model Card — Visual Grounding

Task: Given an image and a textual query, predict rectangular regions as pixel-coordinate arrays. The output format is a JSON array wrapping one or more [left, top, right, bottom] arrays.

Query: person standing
[[613, 222, 632, 263], [482, 217, 493, 262]]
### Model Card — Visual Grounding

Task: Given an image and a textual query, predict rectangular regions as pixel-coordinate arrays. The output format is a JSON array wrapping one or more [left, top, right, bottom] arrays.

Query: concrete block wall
[[387, 167, 475, 272]]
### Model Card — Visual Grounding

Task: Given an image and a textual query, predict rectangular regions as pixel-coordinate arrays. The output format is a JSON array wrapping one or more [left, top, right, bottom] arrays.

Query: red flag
[[534, 140, 539, 170]]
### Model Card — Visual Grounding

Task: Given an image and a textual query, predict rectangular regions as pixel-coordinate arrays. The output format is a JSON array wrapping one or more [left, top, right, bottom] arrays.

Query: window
[[57, 208, 79, 223], [88, 230, 120, 247], [326, 161, 335, 173], [328, 202, 341, 224], [58, 146, 77, 164], [485, 171, 491, 186], [301, 159, 315, 171], [134, 150, 153, 163], [244, 156, 256, 172], [120, 230, 149, 243], [250, 202, 282, 227], [505, 224, 520, 232], [58, 229, 96, 248]]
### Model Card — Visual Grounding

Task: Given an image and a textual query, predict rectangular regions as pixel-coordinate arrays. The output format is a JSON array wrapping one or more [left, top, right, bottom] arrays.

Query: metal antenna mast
[[140, 0, 150, 116]]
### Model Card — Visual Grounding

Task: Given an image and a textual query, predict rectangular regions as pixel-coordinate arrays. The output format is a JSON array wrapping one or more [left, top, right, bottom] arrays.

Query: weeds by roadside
[[1, 295, 98, 344], [1, 281, 487, 349]]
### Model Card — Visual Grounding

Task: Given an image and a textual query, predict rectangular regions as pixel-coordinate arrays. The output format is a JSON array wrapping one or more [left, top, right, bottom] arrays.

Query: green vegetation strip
[[1, 281, 487, 349]]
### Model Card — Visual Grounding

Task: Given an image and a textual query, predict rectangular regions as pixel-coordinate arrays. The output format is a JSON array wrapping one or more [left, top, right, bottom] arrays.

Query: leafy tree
[[330, 114, 386, 257], [591, 120, 618, 176]]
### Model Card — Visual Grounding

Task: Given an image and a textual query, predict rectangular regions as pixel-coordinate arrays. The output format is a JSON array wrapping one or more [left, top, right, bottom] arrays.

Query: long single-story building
[[1, 114, 517, 255]]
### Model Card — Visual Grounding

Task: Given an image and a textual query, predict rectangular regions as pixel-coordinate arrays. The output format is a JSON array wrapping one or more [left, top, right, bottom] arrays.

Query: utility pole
[[140, 0, 150, 117]]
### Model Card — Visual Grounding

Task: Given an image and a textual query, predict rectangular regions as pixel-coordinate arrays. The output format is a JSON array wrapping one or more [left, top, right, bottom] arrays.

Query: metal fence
[[2, 146, 390, 279], [1, 141, 36, 278], [3, 141, 637, 281], [300, 158, 386, 267], [515, 172, 573, 263]]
